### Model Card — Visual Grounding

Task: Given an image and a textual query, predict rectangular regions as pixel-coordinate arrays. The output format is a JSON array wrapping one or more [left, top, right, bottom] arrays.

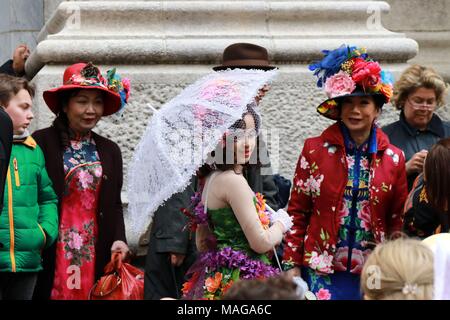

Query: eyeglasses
[[407, 97, 437, 111]]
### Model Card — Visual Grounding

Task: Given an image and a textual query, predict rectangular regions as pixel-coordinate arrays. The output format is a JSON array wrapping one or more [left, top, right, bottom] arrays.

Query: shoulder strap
[[203, 171, 220, 214]]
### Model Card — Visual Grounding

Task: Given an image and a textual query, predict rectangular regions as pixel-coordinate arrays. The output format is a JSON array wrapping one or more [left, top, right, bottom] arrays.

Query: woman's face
[[232, 113, 258, 165], [340, 95, 379, 138], [403, 87, 437, 130], [64, 89, 104, 134]]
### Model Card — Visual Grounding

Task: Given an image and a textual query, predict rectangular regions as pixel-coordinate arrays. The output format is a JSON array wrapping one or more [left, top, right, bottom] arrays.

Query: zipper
[[37, 223, 47, 248], [13, 158, 20, 187], [6, 168, 16, 272]]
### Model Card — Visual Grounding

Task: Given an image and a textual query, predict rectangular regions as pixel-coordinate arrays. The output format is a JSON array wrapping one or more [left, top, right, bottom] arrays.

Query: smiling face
[[4, 89, 34, 135], [403, 87, 437, 130], [340, 95, 380, 140], [63, 89, 104, 134]]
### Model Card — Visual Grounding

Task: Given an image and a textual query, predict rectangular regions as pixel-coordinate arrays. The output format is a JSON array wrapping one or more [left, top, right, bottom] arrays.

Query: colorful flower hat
[[43, 62, 130, 116], [309, 45, 394, 120]]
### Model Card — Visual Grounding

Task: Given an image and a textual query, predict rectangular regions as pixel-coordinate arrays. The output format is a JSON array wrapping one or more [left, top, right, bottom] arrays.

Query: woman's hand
[[405, 150, 428, 176], [271, 209, 294, 233], [111, 240, 130, 261], [12, 44, 30, 75], [170, 253, 186, 267]]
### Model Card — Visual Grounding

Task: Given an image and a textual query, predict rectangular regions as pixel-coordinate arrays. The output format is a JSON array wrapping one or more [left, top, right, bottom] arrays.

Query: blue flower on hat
[[381, 70, 394, 86], [309, 44, 357, 87]]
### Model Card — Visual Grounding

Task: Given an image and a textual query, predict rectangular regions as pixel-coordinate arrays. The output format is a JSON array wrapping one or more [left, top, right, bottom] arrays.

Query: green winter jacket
[[0, 136, 58, 272]]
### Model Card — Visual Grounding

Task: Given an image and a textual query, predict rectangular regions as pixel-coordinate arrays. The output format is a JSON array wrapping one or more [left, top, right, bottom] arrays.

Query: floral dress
[[182, 193, 279, 300], [51, 134, 103, 300], [302, 124, 376, 300]]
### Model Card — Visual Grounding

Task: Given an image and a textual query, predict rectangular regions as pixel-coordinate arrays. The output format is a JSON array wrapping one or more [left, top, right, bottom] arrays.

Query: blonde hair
[[392, 64, 448, 110], [361, 237, 434, 300]]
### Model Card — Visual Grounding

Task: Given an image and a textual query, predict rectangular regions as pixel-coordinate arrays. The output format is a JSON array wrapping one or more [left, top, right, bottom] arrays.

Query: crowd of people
[[0, 42, 449, 300]]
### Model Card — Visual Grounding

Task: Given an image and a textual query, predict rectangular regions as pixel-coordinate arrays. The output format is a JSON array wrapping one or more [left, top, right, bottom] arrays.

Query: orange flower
[[205, 272, 223, 293], [380, 84, 393, 101], [221, 280, 235, 295]]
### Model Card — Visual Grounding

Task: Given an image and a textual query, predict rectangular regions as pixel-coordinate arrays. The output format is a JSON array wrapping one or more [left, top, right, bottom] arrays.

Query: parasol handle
[[266, 203, 283, 271], [147, 103, 158, 113]]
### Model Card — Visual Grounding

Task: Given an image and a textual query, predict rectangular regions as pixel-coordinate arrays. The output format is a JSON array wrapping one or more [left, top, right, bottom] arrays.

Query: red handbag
[[89, 252, 144, 300]]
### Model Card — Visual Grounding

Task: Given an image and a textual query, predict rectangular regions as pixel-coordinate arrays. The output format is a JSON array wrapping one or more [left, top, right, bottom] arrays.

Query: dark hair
[[52, 89, 81, 148], [222, 274, 300, 300], [337, 93, 385, 113], [197, 105, 261, 178], [425, 138, 450, 212], [0, 74, 35, 107]]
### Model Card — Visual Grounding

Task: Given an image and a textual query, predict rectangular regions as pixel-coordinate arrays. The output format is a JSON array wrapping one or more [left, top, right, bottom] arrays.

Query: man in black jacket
[[144, 43, 282, 300], [0, 106, 13, 213]]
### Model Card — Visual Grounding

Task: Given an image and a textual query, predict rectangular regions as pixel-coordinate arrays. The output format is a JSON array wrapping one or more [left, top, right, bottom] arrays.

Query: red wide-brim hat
[[43, 63, 122, 117]]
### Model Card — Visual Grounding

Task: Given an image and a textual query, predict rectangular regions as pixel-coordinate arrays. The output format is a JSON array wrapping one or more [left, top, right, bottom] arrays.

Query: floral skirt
[[182, 247, 279, 300], [302, 267, 362, 300]]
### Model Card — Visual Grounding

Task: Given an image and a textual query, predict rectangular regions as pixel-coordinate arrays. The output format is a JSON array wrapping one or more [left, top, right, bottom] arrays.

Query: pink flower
[[316, 288, 331, 300], [350, 248, 371, 274], [122, 78, 131, 101], [351, 58, 381, 90], [94, 167, 102, 178], [333, 246, 349, 272], [300, 156, 309, 170], [68, 232, 83, 250], [358, 200, 372, 232], [71, 141, 82, 150], [78, 170, 94, 189], [324, 70, 356, 98], [360, 156, 369, 170], [346, 155, 355, 169]]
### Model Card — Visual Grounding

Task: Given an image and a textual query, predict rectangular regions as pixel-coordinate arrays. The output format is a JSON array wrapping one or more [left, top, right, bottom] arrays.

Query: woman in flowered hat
[[31, 62, 131, 300], [282, 45, 408, 300]]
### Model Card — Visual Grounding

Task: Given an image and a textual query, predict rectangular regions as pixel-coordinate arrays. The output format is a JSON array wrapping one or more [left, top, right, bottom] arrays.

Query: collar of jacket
[[399, 111, 445, 137], [320, 121, 389, 152], [13, 135, 37, 149]]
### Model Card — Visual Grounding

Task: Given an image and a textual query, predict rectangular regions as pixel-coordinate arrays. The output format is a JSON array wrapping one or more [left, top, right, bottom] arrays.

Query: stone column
[[0, 0, 44, 63], [26, 0, 418, 248]]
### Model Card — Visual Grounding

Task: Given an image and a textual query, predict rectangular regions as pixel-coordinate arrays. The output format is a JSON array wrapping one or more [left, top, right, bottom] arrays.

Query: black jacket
[[383, 112, 450, 189], [0, 108, 13, 212], [0, 60, 17, 77], [403, 174, 449, 239]]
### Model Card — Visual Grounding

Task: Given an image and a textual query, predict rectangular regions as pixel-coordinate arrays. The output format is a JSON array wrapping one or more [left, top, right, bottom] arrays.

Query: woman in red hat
[[282, 45, 408, 300], [32, 62, 131, 300]]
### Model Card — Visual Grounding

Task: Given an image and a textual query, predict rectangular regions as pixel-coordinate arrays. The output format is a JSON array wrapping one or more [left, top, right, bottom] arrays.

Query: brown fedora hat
[[213, 43, 276, 71]]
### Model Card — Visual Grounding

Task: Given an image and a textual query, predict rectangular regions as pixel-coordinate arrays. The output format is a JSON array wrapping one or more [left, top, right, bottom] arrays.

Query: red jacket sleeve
[[283, 140, 314, 266], [387, 151, 408, 235]]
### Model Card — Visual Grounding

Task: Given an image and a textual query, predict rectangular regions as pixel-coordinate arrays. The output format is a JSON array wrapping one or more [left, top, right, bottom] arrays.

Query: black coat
[[403, 174, 449, 239], [0, 108, 12, 212], [32, 126, 127, 299], [0, 60, 17, 77], [144, 140, 281, 299]]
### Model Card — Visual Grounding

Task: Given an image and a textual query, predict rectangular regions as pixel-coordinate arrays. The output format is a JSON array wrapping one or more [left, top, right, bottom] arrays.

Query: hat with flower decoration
[[309, 44, 394, 120], [43, 62, 130, 116]]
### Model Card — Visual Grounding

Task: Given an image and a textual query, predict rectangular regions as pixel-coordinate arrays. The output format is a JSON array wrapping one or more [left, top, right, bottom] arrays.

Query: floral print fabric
[[303, 124, 375, 300], [51, 136, 102, 300]]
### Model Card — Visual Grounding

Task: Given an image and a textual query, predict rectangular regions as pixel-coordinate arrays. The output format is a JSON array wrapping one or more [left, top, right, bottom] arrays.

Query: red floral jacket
[[282, 123, 408, 273]]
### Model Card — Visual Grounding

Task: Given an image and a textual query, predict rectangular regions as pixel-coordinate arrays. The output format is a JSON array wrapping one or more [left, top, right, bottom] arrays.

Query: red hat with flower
[[309, 45, 394, 120], [43, 62, 130, 116]]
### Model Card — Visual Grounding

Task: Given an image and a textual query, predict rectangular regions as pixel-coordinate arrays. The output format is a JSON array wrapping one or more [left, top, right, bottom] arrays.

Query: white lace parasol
[[127, 68, 278, 239]]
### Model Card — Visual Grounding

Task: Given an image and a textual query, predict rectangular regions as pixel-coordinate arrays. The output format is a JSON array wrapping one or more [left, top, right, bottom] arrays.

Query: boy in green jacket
[[0, 74, 58, 300]]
